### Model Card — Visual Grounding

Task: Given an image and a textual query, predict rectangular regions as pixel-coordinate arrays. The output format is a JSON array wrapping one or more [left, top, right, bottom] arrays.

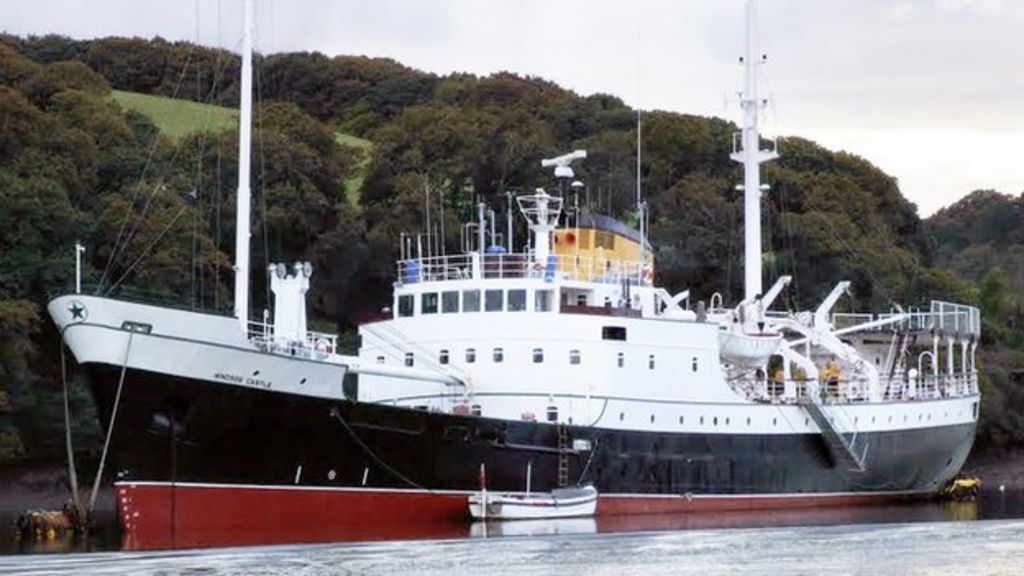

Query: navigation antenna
[[730, 0, 779, 302]]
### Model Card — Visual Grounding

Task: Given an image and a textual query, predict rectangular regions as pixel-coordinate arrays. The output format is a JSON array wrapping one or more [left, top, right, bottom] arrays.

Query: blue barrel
[[544, 254, 557, 281], [403, 260, 420, 283]]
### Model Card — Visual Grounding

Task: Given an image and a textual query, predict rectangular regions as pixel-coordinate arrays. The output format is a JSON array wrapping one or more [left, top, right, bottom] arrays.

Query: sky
[[4, 0, 1023, 216]]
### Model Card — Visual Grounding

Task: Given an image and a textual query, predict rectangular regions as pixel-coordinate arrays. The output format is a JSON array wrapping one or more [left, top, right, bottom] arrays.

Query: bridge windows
[[462, 290, 481, 312], [485, 289, 503, 312], [439, 349, 449, 365], [398, 295, 414, 317], [533, 348, 544, 363], [569, 349, 581, 365], [466, 348, 476, 363], [441, 290, 459, 313], [508, 289, 527, 312], [493, 347, 504, 363], [422, 292, 438, 314], [404, 353, 414, 367]]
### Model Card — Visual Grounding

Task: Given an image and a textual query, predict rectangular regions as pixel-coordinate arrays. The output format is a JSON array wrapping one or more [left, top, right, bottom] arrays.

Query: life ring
[[314, 338, 332, 357], [565, 232, 576, 245]]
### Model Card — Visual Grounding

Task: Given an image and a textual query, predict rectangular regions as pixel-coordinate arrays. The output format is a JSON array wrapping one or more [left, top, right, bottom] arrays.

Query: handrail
[[394, 252, 652, 287]]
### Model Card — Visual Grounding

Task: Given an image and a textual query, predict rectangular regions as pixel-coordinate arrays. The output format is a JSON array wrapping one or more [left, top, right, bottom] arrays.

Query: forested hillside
[[0, 33, 1018, 463]]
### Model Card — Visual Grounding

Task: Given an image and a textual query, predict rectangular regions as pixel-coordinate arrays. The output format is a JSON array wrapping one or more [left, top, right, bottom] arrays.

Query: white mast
[[730, 0, 778, 301], [234, 0, 254, 332], [637, 110, 644, 263]]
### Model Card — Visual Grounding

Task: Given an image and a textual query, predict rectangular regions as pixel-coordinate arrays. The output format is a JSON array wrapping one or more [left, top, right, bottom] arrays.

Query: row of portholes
[[390, 348, 701, 371], [615, 411, 954, 428]]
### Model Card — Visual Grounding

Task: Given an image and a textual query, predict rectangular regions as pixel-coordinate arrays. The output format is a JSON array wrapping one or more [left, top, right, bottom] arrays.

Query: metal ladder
[[556, 424, 570, 488], [799, 399, 867, 472]]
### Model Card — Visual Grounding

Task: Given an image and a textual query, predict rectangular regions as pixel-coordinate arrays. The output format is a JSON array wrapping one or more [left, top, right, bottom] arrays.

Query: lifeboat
[[718, 328, 783, 367]]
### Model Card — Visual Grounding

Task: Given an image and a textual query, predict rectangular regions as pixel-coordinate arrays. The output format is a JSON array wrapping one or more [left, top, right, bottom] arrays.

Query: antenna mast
[[233, 0, 254, 331], [730, 0, 778, 301]]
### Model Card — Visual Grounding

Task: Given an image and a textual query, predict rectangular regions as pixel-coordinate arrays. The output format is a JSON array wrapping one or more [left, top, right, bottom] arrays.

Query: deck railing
[[728, 371, 979, 405], [395, 252, 651, 286], [831, 300, 981, 338], [247, 320, 338, 360]]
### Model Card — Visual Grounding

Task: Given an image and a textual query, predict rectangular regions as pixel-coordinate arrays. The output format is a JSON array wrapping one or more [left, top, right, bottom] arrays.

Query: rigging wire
[[97, 41, 201, 292]]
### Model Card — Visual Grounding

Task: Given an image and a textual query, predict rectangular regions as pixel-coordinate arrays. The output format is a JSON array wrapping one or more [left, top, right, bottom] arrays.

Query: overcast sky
[[5, 0, 1023, 216]]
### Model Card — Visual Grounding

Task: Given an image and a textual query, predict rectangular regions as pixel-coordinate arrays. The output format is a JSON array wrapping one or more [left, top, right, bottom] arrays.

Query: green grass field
[[111, 90, 237, 139], [111, 90, 371, 204]]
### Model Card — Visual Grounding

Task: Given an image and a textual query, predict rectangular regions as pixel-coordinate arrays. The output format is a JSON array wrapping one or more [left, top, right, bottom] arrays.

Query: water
[[4, 490, 1024, 574]]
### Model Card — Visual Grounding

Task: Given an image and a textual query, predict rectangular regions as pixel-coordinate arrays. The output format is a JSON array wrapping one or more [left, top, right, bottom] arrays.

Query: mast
[[730, 0, 778, 301], [234, 0, 254, 332], [636, 110, 645, 263]]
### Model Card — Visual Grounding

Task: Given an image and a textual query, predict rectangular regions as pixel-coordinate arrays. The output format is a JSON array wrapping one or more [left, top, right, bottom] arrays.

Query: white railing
[[831, 300, 981, 338], [728, 371, 979, 405], [247, 321, 339, 360], [395, 252, 652, 287]]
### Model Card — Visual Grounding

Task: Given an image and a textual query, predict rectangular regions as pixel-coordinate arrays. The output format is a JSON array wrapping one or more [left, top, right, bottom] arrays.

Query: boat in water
[[48, 0, 980, 550], [468, 486, 599, 521]]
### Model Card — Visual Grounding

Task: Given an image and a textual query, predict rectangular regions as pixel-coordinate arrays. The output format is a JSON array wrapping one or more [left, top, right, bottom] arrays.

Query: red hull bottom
[[116, 482, 932, 550]]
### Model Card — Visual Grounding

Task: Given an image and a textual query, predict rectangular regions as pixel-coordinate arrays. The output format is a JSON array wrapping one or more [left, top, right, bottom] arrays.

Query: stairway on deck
[[799, 400, 867, 472]]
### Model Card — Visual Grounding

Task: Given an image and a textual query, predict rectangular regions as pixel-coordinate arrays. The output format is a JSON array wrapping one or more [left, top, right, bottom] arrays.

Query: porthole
[[327, 469, 337, 480], [617, 352, 625, 368], [252, 370, 260, 376], [404, 352, 414, 367], [547, 405, 558, 422], [772, 418, 777, 426], [691, 357, 698, 372], [904, 415, 908, 422], [466, 348, 476, 363], [871, 417, 875, 424], [725, 417, 730, 426], [918, 414, 923, 421], [493, 347, 504, 363], [648, 355, 656, 370], [439, 349, 449, 365], [888, 416, 893, 423], [569, 349, 581, 365], [679, 416, 685, 425], [854, 417, 858, 425], [299, 378, 307, 385], [619, 412, 625, 421], [804, 418, 809, 426], [650, 414, 655, 423], [746, 417, 751, 426], [713, 417, 718, 426], [471, 404, 482, 417], [700, 416, 705, 425], [532, 348, 544, 363]]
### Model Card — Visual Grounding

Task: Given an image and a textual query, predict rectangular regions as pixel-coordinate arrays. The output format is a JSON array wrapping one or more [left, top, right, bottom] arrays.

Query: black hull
[[87, 363, 976, 498]]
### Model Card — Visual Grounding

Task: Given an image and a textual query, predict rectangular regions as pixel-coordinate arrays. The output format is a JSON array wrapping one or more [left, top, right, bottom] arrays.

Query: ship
[[48, 0, 980, 549]]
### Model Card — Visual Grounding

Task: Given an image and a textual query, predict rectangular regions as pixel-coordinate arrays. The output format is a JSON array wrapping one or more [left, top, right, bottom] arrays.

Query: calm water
[[4, 489, 1024, 574]]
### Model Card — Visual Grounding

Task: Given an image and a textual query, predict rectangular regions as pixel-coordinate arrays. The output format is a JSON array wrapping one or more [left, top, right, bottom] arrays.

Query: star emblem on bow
[[68, 301, 87, 322]]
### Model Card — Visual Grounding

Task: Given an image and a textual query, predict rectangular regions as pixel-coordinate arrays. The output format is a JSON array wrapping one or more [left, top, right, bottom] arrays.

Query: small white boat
[[718, 329, 782, 367], [468, 485, 598, 520]]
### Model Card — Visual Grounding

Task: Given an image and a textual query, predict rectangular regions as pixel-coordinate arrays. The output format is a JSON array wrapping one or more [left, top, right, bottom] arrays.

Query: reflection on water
[[4, 488, 1024, 555]]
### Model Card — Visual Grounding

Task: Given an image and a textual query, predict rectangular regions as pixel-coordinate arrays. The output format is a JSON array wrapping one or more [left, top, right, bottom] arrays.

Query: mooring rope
[[328, 407, 430, 492], [88, 331, 135, 512], [59, 342, 83, 517]]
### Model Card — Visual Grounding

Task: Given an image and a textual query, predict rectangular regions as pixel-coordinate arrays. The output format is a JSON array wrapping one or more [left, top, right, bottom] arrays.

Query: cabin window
[[535, 290, 554, 312], [485, 289, 503, 312], [376, 355, 385, 364], [404, 352, 414, 367], [576, 294, 588, 306], [398, 295, 414, 317], [648, 355, 656, 370], [471, 404, 482, 417], [441, 291, 459, 313], [493, 347, 504, 363], [603, 326, 627, 341], [595, 230, 615, 250], [692, 357, 699, 372], [569, 349, 581, 365], [439, 349, 449, 365], [533, 348, 544, 363], [462, 289, 481, 312], [421, 292, 438, 314], [466, 348, 476, 363], [547, 405, 558, 422], [508, 289, 527, 312], [617, 352, 625, 368]]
